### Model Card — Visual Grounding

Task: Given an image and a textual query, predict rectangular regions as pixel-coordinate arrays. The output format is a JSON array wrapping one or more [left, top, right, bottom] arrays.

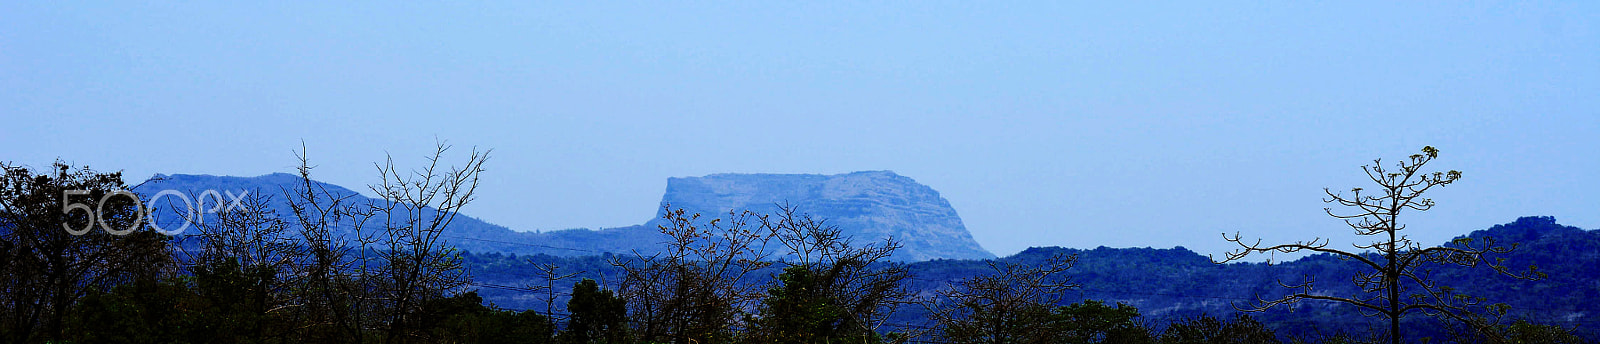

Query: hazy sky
[[4, 2, 1596, 258]]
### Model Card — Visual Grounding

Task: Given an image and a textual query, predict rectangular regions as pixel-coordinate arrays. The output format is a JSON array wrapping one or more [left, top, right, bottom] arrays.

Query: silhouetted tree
[[421, 291, 555, 344], [1217, 146, 1544, 344], [282, 141, 491, 343], [365, 141, 490, 343], [611, 205, 774, 344], [529, 261, 580, 330], [182, 190, 301, 342], [561, 278, 630, 344], [284, 145, 377, 343], [0, 161, 172, 343]]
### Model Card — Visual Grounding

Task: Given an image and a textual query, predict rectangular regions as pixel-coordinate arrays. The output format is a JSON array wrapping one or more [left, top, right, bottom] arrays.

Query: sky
[[3, 2, 1597, 258]]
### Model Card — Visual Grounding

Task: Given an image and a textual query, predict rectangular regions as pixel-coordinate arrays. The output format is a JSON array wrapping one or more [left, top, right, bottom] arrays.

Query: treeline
[[0, 150, 1589, 344]]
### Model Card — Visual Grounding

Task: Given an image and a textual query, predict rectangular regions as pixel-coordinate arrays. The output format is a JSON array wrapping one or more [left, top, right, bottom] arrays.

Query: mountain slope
[[135, 171, 996, 261], [135, 173, 536, 254]]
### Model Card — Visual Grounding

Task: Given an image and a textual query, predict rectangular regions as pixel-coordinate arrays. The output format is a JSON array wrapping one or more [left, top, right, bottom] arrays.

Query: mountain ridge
[[136, 170, 996, 261]]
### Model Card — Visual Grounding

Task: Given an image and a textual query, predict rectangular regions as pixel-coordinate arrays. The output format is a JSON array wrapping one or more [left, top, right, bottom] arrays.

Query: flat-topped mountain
[[649, 171, 994, 261], [135, 171, 995, 261]]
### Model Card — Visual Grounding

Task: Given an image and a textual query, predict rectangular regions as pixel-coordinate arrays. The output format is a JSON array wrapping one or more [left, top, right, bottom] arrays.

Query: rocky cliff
[[647, 171, 995, 261]]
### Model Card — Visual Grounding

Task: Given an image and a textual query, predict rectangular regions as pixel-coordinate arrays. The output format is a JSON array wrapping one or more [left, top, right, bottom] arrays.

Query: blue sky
[[3, 2, 1596, 257]]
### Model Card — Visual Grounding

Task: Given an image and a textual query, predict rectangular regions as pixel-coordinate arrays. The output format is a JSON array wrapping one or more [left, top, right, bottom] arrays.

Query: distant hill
[[135, 173, 542, 254], [907, 216, 1600, 339], [134, 170, 996, 261]]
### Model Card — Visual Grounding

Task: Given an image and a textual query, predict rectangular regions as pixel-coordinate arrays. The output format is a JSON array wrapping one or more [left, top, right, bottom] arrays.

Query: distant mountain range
[[134, 170, 996, 261], [133, 173, 1598, 339]]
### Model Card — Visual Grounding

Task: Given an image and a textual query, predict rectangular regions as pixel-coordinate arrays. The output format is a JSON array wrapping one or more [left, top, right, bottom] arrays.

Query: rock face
[[647, 171, 995, 261]]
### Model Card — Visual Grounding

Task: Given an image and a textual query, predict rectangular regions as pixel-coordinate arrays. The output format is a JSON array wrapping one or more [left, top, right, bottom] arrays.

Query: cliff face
[[647, 171, 995, 261]]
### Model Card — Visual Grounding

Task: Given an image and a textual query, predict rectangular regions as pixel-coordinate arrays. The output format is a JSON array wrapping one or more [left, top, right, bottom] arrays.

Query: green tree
[[422, 291, 555, 344], [562, 278, 630, 344], [1217, 147, 1545, 344], [748, 266, 853, 344], [745, 203, 910, 344], [1053, 300, 1152, 344]]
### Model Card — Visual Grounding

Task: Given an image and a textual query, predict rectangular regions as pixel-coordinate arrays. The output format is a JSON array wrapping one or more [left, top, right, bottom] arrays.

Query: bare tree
[[611, 205, 774, 344], [365, 141, 490, 343], [281, 141, 489, 344], [284, 145, 376, 342], [526, 261, 580, 326], [921, 253, 1078, 344], [1216, 146, 1544, 344]]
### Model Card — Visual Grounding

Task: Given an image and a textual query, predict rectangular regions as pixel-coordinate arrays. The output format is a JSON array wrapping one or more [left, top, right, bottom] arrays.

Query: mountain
[[134, 170, 995, 261], [646, 171, 995, 261], [134, 173, 534, 254]]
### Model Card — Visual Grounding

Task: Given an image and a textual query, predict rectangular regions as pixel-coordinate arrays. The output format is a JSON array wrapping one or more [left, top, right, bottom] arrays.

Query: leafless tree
[[1216, 146, 1544, 344], [364, 141, 490, 344], [284, 145, 375, 342], [611, 205, 775, 344], [527, 261, 580, 325], [282, 141, 489, 344]]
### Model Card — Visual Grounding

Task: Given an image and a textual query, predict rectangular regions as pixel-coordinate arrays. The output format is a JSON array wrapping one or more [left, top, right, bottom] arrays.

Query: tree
[[528, 261, 580, 330], [1158, 314, 1277, 344], [1216, 146, 1544, 344], [182, 190, 302, 342], [611, 206, 774, 344], [281, 141, 491, 343], [283, 146, 372, 343], [923, 253, 1078, 344], [365, 141, 490, 343], [745, 203, 912, 344], [0, 161, 172, 343], [749, 266, 851, 344], [1053, 300, 1152, 344], [561, 278, 630, 344]]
